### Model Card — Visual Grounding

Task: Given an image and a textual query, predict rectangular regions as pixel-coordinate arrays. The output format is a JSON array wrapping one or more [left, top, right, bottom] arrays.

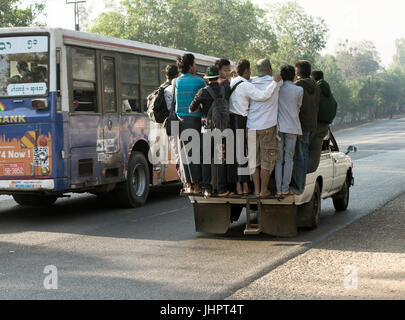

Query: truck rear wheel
[[13, 194, 58, 206], [332, 179, 350, 212], [116, 151, 150, 208], [298, 182, 321, 229]]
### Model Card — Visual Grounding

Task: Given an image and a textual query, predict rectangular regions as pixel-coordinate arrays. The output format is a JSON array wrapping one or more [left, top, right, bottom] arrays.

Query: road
[[0, 117, 405, 299]]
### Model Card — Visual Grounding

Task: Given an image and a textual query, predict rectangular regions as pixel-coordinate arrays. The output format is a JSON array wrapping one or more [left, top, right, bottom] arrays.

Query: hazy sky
[[40, 0, 405, 67]]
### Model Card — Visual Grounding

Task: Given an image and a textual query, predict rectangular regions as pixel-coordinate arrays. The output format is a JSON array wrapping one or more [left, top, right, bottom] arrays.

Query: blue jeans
[[275, 133, 298, 193], [290, 132, 311, 194]]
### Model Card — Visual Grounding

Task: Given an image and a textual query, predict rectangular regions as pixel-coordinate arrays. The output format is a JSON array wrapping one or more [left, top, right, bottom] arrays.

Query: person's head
[[165, 64, 179, 82], [311, 70, 324, 82], [236, 59, 251, 80], [280, 65, 296, 82], [17, 61, 29, 76], [215, 59, 231, 81], [295, 60, 312, 79], [256, 58, 273, 77], [177, 53, 196, 74], [203, 65, 220, 83]]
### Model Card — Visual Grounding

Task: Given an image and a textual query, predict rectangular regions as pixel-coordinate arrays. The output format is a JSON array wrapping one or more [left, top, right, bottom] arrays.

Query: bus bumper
[[0, 179, 55, 192]]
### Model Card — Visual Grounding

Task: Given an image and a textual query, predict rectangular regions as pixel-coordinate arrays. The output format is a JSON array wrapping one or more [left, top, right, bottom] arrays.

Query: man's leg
[[290, 132, 311, 194], [275, 132, 285, 194], [307, 122, 329, 174], [282, 133, 298, 193], [260, 126, 277, 196]]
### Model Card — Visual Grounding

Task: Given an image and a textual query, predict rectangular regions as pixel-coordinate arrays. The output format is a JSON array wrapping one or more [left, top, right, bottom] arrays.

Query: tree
[[335, 40, 381, 80], [393, 38, 405, 70], [89, 0, 277, 62], [267, 0, 328, 71], [0, 0, 45, 27]]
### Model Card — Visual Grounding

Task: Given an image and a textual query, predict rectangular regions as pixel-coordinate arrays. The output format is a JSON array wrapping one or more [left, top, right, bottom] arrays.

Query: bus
[[0, 27, 218, 207]]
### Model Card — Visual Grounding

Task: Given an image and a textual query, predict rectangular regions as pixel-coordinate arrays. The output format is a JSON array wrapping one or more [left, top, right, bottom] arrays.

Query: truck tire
[[332, 178, 350, 212], [298, 182, 321, 229], [13, 194, 58, 206], [116, 151, 150, 208]]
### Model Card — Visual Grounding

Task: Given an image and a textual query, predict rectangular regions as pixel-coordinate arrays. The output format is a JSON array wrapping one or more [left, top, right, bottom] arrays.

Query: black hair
[[165, 64, 179, 80], [236, 59, 250, 77], [177, 53, 195, 74], [215, 59, 231, 71], [280, 65, 295, 82], [295, 60, 312, 78], [311, 70, 324, 82]]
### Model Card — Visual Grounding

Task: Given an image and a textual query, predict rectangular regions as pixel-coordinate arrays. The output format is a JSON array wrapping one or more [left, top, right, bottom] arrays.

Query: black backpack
[[146, 82, 170, 124], [206, 86, 230, 131]]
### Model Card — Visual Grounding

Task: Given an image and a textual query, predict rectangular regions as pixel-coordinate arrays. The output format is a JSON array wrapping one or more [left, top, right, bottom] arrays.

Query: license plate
[[3, 163, 25, 176]]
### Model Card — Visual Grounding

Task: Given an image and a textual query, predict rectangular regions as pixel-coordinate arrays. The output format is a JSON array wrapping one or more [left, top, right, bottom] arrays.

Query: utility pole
[[66, 0, 87, 31]]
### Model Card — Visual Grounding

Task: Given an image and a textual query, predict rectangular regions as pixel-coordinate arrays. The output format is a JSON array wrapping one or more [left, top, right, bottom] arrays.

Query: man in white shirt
[[276, 65, 304, 196], [247, 59, 283, 197], [229, 59, 282, 195]]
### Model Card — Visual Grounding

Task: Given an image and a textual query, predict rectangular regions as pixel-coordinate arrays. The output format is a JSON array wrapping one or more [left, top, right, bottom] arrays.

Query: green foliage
[[90, 0, 279, 63], [88, 0, 404, 125], [268, 1, 328, 71], [0, 0, 45, 27]]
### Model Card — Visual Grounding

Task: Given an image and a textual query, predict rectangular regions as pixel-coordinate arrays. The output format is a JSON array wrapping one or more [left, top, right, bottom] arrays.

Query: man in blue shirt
[[175, 53, 205, 195]]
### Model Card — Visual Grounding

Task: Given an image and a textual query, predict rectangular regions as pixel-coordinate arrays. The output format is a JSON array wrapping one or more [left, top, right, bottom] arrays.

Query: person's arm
[[297, 87, 304, 110], [189, 88, 204, 113], [245, 75, 283, 102]]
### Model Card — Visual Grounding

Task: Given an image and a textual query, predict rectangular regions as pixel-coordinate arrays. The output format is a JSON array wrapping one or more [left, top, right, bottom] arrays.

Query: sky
[[35, 0, 405, 67]]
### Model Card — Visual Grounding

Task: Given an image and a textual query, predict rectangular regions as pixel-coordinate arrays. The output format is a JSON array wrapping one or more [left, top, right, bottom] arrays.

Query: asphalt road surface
[[1, 117, 405, 299]]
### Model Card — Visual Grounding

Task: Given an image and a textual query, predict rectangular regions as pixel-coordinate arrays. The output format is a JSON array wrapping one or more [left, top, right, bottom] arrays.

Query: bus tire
[[116, 151, 150, 208], [13, 194, 58, 206]]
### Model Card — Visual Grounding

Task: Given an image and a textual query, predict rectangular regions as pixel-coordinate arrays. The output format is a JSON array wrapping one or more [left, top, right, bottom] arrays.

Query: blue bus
[[0, 28, 217, 207]]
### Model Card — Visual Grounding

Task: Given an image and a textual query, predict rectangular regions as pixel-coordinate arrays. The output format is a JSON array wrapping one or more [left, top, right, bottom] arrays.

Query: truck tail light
[[32, 99, 48, 110]]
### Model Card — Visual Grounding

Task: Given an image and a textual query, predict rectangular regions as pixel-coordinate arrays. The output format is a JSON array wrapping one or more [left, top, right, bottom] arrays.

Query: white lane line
[[131, 206, 190, 222]]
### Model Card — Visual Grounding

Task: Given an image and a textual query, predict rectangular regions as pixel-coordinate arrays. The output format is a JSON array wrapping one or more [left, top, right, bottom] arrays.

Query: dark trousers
[[179, 116, 202, 184], [307, 122, 330, 174], [228, 113, 250, 183], [202, 136, 227, 194]]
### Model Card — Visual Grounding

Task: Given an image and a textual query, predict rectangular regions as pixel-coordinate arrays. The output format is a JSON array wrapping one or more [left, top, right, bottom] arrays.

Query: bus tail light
[[32, 99, 48, 110]]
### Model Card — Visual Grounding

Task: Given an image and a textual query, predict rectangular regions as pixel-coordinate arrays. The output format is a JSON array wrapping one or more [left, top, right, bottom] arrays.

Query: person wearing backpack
[[247, 58, 283, 198], [307, 70, 338, 173], [189, 66, 233, 197]]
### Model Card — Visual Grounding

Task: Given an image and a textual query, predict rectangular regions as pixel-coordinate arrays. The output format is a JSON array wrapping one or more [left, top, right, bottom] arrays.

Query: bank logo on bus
[[0, 102, 5, 112]]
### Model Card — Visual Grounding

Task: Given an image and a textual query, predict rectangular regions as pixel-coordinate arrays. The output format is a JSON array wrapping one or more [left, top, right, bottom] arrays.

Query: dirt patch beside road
[[229, 193, 405, 300]]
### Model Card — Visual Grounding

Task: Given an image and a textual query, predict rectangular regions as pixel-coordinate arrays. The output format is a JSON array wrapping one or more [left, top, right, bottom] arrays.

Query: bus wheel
[[13, 194, 58, 206], [116, 151, 150, 208]]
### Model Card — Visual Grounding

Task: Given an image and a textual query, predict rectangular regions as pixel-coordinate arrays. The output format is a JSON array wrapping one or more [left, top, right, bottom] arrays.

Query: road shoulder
[[229, 193, 405, 300]]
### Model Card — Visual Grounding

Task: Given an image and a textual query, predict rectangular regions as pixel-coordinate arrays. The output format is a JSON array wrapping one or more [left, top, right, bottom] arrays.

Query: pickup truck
[[189, 130, 356, 237]]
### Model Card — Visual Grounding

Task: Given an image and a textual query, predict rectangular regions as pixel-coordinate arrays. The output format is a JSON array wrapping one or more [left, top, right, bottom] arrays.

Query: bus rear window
[[0, 36, 48, 97]]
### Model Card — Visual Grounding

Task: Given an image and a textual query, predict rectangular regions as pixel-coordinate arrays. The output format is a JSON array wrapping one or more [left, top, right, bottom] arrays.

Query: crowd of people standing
[[158, 53, 337, 198]]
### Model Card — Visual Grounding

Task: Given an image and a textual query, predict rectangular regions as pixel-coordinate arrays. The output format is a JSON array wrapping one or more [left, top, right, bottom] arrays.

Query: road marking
[[132, 206, 189, 222]]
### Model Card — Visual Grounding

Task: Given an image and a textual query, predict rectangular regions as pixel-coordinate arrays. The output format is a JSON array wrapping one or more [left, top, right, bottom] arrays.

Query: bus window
[[141, 57, 159, 111], [120, 54, 140, 113], [196, 64, 206, 78], [70, 47, 97, 112], [0, 35, 49, 97], [102, 57, 117, 113]]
